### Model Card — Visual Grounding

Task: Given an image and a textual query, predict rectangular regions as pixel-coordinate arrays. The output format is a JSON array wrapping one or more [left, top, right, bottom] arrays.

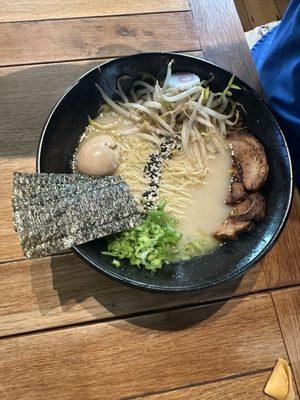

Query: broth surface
[[177, 146, 232, 243]]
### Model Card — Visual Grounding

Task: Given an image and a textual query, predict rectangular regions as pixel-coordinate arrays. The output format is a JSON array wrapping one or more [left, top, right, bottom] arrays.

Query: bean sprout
[[96, 84, 140, 122], [95, 60, 242, 180]]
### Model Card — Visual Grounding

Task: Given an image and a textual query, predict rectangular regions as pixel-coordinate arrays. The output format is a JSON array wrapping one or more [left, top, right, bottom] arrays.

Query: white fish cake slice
[[165, 73, 200, 91]]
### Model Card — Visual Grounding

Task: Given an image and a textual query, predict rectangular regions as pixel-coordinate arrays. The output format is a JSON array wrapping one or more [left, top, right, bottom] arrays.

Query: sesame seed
[[142, 136, 180, 210]]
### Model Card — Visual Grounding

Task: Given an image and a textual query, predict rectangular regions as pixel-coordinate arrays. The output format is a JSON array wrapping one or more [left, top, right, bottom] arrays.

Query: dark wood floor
[[235, 0, 289, 30]]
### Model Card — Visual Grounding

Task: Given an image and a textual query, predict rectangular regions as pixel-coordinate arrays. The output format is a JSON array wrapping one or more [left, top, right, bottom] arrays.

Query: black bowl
[[37, 52, 293, 292]]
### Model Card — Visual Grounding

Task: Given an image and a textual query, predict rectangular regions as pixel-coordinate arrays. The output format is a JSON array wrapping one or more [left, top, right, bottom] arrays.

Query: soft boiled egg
[[76, 135, 121, 176]]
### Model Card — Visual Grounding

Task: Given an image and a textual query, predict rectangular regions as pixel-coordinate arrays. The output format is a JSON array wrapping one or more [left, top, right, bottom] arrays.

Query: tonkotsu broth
[[74, 105, 233, 252], [177, 144, 232, 243]]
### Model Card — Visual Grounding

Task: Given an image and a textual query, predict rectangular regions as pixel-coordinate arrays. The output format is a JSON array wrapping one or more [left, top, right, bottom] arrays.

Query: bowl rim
[[37, 51, 294, 293]]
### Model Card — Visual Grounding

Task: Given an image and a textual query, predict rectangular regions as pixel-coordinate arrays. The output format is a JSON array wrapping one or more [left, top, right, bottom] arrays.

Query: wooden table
[[0, 1, 299, 398]]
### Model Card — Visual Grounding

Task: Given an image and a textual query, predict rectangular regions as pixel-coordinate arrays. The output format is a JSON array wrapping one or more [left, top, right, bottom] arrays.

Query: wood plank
[[137, 371, 274, 399], [0, 158, 35, 262], [0, 294, 287, 399], [234, 0, 253, 31], [272, 287, 300, 393], [189, 0, 260, 92], [275, 0, 290, 17], [0, 12, 199, 66], [0, 0, 189, 23], [0, 253, 266, 337], [262, 190, 300, 288], [242, 0, 281, 27]]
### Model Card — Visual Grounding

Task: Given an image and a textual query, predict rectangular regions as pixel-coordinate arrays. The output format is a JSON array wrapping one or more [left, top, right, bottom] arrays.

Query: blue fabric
[[251, 0, 300, 187]]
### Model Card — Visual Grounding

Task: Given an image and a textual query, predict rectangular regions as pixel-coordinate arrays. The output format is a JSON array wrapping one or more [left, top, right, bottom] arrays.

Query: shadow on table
[[30, 253, 260, 332]]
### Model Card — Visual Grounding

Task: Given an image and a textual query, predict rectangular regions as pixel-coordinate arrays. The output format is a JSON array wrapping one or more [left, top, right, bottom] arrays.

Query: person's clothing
[[251, 0, 300, 187], [246, 21, 280, 49]]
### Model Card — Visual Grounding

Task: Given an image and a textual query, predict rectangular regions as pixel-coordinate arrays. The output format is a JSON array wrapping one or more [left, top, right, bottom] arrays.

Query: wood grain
[[272, 287, 300, 393], [137, 371, 273, 399], [275, 0, 290, 17], [0, 60, 106, 158], [0, 253, 266, 337], [234, 0, 289, 31], [262, 191, 300, 288], [0, 0, 189, 23], [0, 158, 35, 262], [189, 0, 260, 92], [242, 0, 281, 27], [0, 294, 287, 399], [234, 0, 252, 31], [0, 12, 199, 66]]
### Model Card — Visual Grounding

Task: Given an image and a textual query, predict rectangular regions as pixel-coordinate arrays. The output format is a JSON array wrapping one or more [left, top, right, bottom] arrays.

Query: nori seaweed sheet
[[12, 173, 142, 258]]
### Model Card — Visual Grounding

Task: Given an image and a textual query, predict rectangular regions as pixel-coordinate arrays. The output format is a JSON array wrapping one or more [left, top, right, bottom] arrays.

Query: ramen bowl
[[37, 52, 293, 292]]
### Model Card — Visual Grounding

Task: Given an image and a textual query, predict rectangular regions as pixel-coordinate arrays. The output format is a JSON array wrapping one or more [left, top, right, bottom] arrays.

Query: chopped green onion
[[112, 259, 121, 267], [172, 231, 217, 261], [102, 201, 182, 272], [223, 75, 241, 96]]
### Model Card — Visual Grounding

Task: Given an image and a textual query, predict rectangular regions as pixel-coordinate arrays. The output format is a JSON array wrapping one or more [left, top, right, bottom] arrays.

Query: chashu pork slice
[[227, 133, 269, 192], [213, 219, 254, 240], [230, 192, 266, 222], [226, 156, 248, 205], [226, 181, 248, 205]]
